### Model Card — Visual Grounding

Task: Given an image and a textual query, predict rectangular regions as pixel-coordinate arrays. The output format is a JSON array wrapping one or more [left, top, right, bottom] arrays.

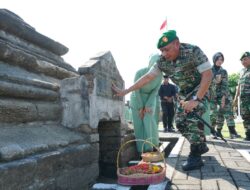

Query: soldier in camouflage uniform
[[233, 52, 250, 141], [210, 52, 240, 139], [112, 30, 212, 171]]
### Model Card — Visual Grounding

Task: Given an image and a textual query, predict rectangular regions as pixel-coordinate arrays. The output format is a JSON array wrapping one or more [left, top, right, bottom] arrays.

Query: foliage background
[[228, 73, 240, 98]]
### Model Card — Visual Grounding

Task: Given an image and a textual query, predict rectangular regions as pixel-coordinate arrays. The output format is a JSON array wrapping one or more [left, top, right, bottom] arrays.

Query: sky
[[2, 0, 250, 99]]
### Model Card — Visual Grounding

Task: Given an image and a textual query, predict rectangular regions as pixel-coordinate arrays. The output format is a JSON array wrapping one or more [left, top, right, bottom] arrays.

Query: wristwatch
[[192, 95, 201, 101]]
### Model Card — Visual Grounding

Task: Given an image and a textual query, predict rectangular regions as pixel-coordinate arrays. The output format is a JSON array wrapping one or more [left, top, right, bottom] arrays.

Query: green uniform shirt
[[212, 66, 230, 99], [151, 43, 211, 97], [239, 67, 250, 98]]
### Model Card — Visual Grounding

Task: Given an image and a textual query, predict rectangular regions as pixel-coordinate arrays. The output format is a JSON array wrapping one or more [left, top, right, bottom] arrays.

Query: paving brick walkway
[[170, 137, 250, 190]]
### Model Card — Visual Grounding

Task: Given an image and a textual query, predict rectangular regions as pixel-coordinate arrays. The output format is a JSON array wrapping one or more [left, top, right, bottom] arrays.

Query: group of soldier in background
[[209, 52, 250, 141]]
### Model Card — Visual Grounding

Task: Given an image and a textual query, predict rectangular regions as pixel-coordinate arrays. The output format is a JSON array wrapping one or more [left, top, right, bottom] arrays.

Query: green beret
[[157, 30, 178, 49], [240, 51, 250, 60]]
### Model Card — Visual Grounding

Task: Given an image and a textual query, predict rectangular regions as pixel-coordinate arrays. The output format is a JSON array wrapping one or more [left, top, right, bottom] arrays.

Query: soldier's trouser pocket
[[176, 100, 207, 144]]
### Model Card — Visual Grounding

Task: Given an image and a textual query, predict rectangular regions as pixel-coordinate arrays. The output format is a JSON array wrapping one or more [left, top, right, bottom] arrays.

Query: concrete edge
[[237, 149, 250, 162]]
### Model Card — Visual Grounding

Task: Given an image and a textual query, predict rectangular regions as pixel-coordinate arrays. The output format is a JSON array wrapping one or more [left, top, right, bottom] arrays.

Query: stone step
[[91, 183, 131, 190], [0, 80, 59, 101], [147, 179, 170, 190], [0, 98, 61, 123], [0, 143, 99, 190], [0, 9, 68, 56], [0, 123, 87, 161], [0, 32, 76, 72], [91, 180, 171, 190], [0, 73, 59, 91], [0, 42, 78, 80]]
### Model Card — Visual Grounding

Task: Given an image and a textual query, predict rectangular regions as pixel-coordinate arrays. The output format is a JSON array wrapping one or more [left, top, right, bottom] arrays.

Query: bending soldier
[[112, 30, 212, 171]]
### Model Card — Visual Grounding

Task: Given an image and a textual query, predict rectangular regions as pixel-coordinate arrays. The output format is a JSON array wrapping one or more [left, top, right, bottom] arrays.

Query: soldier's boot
[[182, 143, 209, 171], [211, 127, 218, 139], [216, 128, 223, 138], [244, 131, 250, 141], [228, 126, 241, 139]]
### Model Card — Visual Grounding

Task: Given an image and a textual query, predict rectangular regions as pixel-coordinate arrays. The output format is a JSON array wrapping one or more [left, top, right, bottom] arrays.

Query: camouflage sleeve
[[221, 70, 229, 97], [193, 46, 212, 73]]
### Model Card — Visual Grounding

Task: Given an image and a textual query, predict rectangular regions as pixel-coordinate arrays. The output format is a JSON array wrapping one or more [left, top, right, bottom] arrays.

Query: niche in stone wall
[[98, 120, 122, 178]]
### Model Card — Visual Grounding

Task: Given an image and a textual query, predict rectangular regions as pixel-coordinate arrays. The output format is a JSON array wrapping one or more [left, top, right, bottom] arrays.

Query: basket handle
[[141, 137, 159, 154], [116, 139, 166, 170]]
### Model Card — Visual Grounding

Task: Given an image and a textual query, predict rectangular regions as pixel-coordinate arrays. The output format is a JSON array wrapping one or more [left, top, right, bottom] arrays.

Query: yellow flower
[[152, 165, 160, 173]]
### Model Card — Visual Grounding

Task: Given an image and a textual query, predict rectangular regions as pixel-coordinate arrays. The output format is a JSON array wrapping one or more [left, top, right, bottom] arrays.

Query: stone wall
[[61, 51, 137, 183], [0, 9, 78, 125], [0, 9, 135, 190]]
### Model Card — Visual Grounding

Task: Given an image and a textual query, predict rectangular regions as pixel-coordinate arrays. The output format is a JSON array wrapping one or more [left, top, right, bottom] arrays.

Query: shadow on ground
[[167, 138, 250, 190]]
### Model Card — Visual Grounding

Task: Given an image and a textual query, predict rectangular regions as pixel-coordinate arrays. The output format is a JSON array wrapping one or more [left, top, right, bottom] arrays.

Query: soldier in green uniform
[[233, 52, 250, 141], [112, 30, 212, 171], [210, 52, 240, 139]]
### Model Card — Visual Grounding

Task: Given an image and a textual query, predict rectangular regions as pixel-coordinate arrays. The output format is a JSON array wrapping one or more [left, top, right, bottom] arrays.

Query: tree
[[228, 73, 240, 98]]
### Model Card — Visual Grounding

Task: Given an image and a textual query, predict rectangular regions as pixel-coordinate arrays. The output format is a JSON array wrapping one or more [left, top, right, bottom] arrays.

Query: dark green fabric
[[239, 68, 250, 132], [240, 51, 250, 60], [157, 30, 177, 49]]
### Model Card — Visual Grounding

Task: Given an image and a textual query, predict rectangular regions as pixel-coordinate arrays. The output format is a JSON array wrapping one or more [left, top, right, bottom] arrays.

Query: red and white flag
[[160, 18, 167, 31]]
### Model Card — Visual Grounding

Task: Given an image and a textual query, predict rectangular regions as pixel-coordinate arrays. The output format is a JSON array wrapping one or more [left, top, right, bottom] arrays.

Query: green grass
[[221, 123, 246, 139]]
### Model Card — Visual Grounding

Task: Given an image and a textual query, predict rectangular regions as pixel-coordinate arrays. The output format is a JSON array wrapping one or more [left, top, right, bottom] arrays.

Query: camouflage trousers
[[210, 100, 218, 128], [241, 98, 250, 131], [210, 98, 235, 130], [176, 99, 207, 144]]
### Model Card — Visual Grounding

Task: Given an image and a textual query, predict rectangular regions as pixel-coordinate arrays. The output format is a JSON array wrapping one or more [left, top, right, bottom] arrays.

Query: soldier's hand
[[182, 100, 199, 113], [112, 83, 128, 97]]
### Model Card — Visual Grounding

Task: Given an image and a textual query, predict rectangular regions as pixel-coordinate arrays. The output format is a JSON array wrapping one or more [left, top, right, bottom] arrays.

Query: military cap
[[157, 30, 178, 49], [240, 51, 250, 61]]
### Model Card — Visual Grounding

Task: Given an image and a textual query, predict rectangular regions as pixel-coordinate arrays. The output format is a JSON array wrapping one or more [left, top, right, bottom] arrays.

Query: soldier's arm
[[196, 69, 212, 100], [192, 46, 212, 100], [221, 70, 229, 97]]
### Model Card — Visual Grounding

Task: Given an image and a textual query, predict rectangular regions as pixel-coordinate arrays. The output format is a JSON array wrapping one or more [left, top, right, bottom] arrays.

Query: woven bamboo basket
[[141, 151, 165, 162], [140, 139, 165, 162], [117, 139, 166, 185]]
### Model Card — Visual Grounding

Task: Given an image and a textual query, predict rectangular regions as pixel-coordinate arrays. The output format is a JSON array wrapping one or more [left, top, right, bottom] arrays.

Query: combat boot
[[228, 126, 241, 139], [216, 128, 223, 138], [190, 143, 209, 155], [182, 154, 204, 171], [182, 143, 209, 171], [244, 131, 250, 141]]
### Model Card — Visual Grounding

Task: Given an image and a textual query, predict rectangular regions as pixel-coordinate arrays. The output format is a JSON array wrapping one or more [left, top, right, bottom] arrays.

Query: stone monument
[[0, 9, 135, 190]]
